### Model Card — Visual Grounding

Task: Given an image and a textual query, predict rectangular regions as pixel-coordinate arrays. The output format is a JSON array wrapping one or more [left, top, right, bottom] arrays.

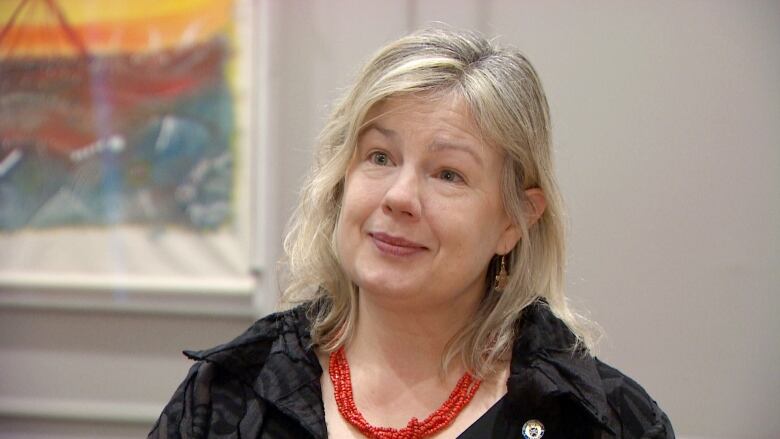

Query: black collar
[[185, 306, 326, 437], [185, 300, 615, 437], [508, 300, 616, 435]]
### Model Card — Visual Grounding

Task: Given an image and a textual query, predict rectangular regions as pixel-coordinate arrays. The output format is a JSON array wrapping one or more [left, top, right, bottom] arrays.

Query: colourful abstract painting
[[0, 0, 238, 231]]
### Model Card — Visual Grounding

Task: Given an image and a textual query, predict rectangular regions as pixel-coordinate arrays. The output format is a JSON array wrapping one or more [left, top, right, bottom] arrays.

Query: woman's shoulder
[[509, 301, 675, 438], [148, 303, 324, 439], [593, 358, 675, 438]]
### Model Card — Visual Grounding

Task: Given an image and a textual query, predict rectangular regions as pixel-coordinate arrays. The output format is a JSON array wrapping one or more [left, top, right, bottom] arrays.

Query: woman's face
[[335, 93, 520, 311]]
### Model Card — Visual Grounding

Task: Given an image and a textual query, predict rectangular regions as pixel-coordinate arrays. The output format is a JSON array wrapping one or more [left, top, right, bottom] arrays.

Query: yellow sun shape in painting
[[0, 0, 234, 58]]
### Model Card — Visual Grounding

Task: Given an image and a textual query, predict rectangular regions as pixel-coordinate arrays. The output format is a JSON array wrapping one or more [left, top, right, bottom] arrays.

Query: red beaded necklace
[[328, 346, 482, 439]]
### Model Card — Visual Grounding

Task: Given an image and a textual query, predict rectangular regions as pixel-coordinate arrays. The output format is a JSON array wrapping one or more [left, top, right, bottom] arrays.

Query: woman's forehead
[[358, 92, 501, 157], [364, 90, 463, 118]]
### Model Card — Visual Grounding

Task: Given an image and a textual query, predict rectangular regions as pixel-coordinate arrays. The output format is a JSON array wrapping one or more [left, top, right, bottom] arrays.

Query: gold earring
[[494, 254, 508, 292]]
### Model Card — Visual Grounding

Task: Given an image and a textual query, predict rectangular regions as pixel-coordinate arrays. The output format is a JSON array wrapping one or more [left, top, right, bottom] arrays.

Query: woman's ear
[[495, 188, 547, 255], [523, 188, 547, 227], [496, 222, 521, 256]]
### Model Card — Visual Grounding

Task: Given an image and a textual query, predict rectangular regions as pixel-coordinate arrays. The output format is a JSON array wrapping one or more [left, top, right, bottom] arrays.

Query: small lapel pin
[[522, 419, 545, 439]]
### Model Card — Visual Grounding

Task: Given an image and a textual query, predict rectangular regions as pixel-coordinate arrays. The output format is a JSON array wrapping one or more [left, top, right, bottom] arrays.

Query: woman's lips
[[369, 232, 427, 257]]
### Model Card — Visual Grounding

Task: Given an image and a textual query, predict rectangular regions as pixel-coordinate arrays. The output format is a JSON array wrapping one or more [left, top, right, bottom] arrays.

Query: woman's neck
[[319, 289, 508, 435], [346, 289, 480, 382]]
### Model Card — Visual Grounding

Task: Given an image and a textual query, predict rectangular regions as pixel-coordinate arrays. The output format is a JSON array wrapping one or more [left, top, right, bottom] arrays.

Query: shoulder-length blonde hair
[[282, 26, 597, 378]]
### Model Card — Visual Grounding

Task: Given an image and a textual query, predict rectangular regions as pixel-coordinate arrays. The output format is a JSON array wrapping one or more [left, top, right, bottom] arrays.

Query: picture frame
[[0, 0, 259, 309]]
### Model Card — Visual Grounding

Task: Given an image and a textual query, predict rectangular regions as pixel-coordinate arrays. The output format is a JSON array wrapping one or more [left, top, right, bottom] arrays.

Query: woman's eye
[[438, 169, 464, 183], [369, 151, 390, 166]]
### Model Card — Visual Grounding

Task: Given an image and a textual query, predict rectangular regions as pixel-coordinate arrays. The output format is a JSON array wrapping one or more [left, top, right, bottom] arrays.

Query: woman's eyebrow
[[427, 140, 484, 167], [362, 122, 484, 167], [362, 123, 397, 141]]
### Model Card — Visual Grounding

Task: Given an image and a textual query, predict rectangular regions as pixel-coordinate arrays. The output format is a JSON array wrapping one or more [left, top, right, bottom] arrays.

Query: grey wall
[[1, 1, 778, 438]]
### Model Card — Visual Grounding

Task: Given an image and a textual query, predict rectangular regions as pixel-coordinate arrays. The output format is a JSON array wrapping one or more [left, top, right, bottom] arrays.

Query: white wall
[[1, 1, 777, 438]]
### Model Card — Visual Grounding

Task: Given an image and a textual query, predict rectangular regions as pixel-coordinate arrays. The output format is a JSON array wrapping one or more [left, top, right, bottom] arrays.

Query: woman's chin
[[357, 282, 426, 305]]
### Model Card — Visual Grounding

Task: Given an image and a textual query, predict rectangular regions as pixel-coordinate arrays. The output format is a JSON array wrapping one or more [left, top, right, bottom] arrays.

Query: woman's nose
[[381, 167, 422, 219]]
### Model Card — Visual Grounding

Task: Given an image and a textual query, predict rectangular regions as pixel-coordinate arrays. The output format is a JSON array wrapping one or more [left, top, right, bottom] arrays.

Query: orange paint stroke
[[0, 0, 232, 57]]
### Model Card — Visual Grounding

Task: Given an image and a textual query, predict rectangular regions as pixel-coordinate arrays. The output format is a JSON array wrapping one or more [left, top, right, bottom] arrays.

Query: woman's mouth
[[369, 232, 427, 257]]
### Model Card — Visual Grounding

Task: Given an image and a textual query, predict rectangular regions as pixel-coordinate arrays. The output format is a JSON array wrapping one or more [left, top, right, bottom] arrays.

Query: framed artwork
[[0, 0, 257, 297]]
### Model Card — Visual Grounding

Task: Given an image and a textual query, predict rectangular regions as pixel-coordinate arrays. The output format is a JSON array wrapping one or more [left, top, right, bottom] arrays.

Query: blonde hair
[[282, 26, 597, 378]]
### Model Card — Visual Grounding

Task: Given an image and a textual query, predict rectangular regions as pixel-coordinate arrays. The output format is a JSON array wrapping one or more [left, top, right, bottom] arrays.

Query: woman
[[150, 27, 674, 439]]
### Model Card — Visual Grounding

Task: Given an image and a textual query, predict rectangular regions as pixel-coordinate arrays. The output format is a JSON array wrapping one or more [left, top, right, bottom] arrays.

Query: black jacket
[[149, 301, 674, 438]]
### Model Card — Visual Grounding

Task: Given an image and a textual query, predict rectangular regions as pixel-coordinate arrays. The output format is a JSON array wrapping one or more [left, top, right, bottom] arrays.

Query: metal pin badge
[[522, 419, 545, 439]]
